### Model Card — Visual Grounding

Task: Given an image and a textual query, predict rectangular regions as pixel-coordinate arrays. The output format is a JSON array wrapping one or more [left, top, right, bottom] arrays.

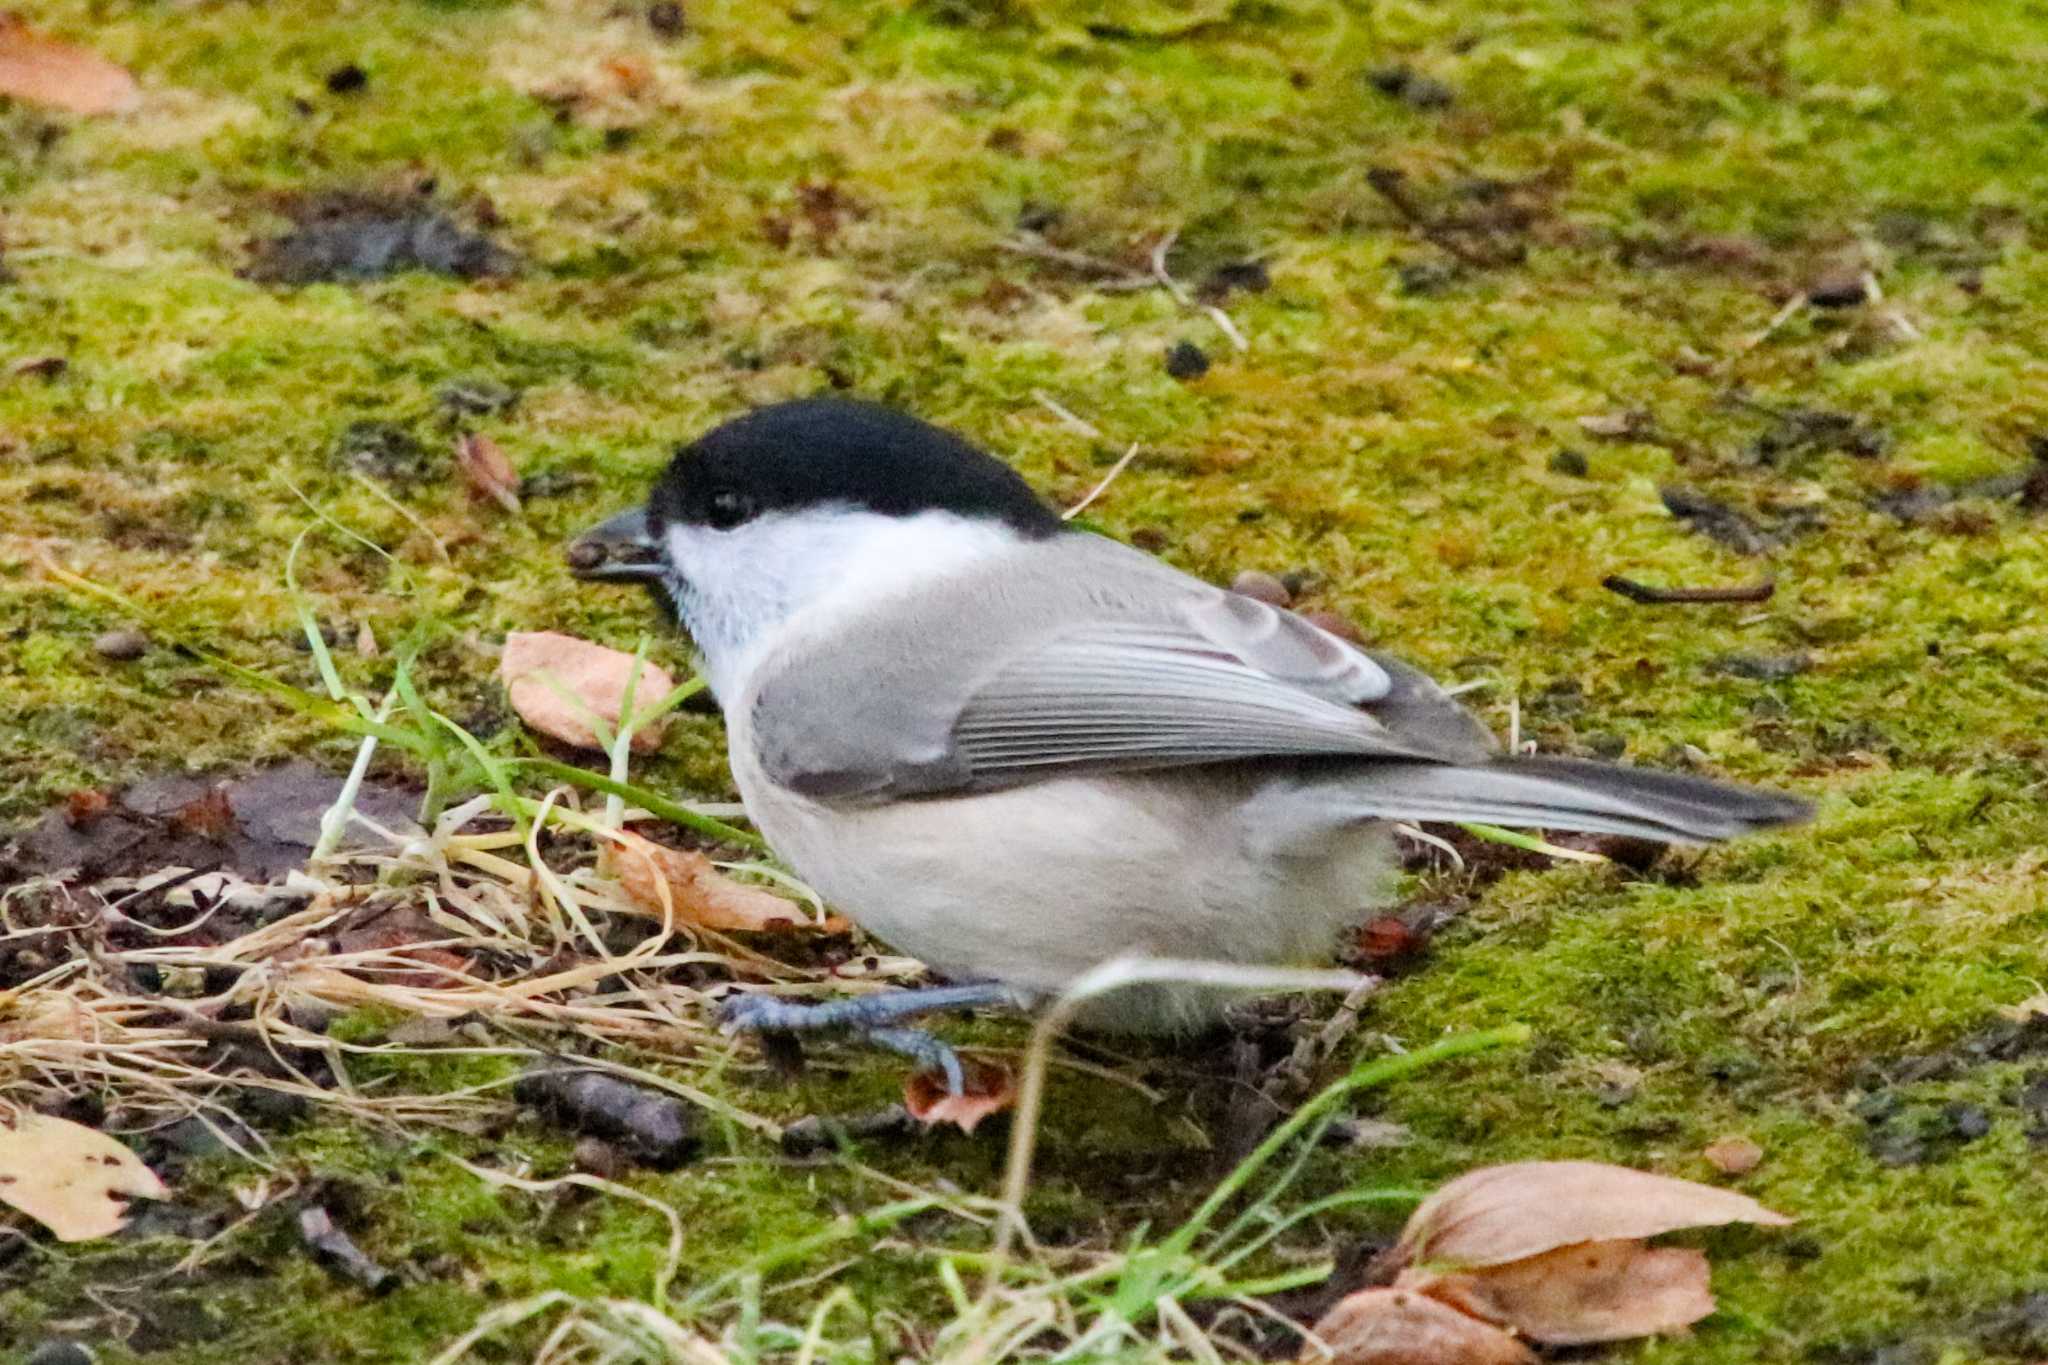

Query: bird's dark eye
[[705, 489, 755, 530]]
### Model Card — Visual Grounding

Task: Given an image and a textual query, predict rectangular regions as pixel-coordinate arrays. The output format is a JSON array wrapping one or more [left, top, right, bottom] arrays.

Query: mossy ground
[[4, 0, 2048, 1360]]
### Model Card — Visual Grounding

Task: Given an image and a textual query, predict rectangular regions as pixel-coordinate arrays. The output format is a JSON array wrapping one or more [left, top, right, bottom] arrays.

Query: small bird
[[572, 398, 1809, 1087]]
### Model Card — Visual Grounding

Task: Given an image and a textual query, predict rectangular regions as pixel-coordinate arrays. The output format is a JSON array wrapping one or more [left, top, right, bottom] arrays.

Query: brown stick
[[1365, 166, 1518, 268], [1603, 575, 1776, 605]]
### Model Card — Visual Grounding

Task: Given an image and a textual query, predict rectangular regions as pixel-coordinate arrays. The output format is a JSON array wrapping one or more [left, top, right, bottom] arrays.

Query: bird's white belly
[[727, 734, 1395, 1032]]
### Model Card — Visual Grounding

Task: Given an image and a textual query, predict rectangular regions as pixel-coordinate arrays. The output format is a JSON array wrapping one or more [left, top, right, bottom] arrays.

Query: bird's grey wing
[[748, 536, 1496, 802]]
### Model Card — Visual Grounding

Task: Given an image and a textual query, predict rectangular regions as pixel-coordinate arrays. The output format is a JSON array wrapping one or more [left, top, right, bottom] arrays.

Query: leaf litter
[[0, 15, 140, 116], [499, 630, 676, 753], [0, 1110, 167, 1241], [1306, 1160, 1792, 1359], [0, 630, 873, 1249]]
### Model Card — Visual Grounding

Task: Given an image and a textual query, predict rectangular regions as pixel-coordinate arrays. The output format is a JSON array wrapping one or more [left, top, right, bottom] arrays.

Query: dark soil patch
[[245, 188, 516, 284]]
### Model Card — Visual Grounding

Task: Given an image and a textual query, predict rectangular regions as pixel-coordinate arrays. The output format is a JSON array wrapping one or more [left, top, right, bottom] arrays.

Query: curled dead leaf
[[1398, 1160, 1791, 1270], [608, 830, 832, 933], [455, 431, 521, 513], [0, 1111, 168, 1241], [902, 1058, 1016, 1135], [1405, 1239, 1715, 1345], [0, 15, 140, 115], [499, 631, 673, 753], [1702, 1135, 1763, 1176], [1302, 1287, 1534, 1365]]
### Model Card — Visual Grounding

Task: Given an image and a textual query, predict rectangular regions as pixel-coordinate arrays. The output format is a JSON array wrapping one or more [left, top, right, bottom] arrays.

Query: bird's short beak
[[567, 506, 664, 582]]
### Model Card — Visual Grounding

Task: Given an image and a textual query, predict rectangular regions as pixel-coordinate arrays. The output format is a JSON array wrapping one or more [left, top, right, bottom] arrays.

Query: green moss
[[6, 0, 2048, 1358]]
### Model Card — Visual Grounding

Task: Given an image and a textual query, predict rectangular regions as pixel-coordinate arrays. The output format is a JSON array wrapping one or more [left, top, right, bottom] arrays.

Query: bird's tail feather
[[1339, 754, 1810, 844]]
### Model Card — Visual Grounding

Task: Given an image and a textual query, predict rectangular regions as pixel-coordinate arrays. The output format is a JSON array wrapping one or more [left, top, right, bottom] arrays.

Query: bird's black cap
[[648, 398, 1064, 539]]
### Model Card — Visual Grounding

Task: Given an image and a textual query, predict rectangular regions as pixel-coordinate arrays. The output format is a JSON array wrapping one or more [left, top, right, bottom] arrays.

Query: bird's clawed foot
[[717, 981, 1036, 1095]]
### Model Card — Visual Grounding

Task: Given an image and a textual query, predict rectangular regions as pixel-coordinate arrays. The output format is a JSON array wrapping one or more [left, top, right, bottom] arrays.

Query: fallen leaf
[[64, 788, 110, 826], [0, 15, 140, 115], [607, 830, 828, 933], [903, 1058, 1015, 1135], [334, 908, 473, 987], [602, 55, 653, 95], [1702, 1135, 1763, 1175], [169, 786, 237, 839], [1302, 1287, 1534, 1364], [499, 631, 673, 753], [454, 432, 520, 513], [0, 1111, 168, 1241], [1398, 1160, 1791, 1270], [1998, 992, 2048, 1023], [1406, 1240, 1714, 1345]]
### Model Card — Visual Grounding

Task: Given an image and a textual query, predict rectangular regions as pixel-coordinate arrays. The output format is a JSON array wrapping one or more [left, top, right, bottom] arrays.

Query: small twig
[[1602, 575, 1776, 605], [1153, 231, 1252, 351], [1148, 229, 1192, 305], [1738, 293, 1807, 353], [997, 235, 1148, 285], [1204, 304, 1251, 352], [1364, 166, 1499, 268], [1061, 442, 1141, 521], [1031, 390, 1103, 440]]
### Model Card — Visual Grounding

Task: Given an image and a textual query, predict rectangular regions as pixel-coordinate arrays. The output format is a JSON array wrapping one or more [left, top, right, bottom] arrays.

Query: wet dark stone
[[1198, 259, 1271, 300], [1165, 339, 1211, 380], [324, 64, 368, 94], [1807, 268, 1869, 307], [1660, 484, 1772, 555], [1548, 448, 1589, 476], [648, 1, 686, 37], [1366, 64, 1453, 109]]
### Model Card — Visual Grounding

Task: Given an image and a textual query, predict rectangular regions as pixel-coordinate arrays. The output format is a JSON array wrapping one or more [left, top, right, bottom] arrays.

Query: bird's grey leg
[[718, 982, 1036, 1095]]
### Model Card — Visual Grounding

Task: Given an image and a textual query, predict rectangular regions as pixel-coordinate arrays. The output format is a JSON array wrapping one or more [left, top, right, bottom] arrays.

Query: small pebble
[[1702, 1134, 1764, 1175], [647, 0, 686, 36], [1366, 64, 1454, 109], [573, 1136, 627, 1179], [94, 628, 149, 661], [1548, 449, 1589, 477], [27, 1343, 95, 1365], [1806, 268, 1870, 308], [1229, 570, 1292, 608], [1014, 201, 1062, 234], [1394, 259, 1456, 296], [1165, 340, 1210, 380], [324, 64, 368, 94], [1300, 610, 1364, 645]]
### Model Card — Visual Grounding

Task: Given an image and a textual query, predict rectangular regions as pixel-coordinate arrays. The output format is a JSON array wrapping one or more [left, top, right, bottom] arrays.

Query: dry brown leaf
[[608, 830, 830, 933], [1302, 1287, 1535, 1365], [0, 15, 140, 115], [1702, 1135, 1763, 1175], [1398, 1160, 1791, 1270], [499, 631, 673, 753], [1405, 1240, 1715, 1345], [0, 1111, 168, 1241], [455, 432, 521, 513], [903, 1058, 1016, 1135]]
